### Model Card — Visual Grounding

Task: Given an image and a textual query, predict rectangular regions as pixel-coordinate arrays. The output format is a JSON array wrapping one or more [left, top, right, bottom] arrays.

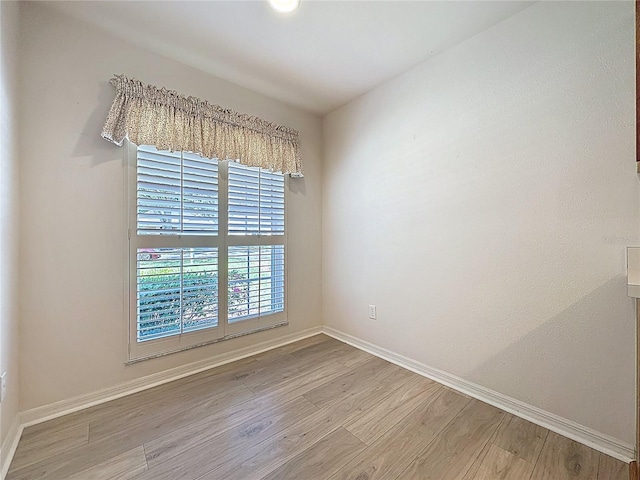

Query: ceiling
[[45, 1, 535, 115]]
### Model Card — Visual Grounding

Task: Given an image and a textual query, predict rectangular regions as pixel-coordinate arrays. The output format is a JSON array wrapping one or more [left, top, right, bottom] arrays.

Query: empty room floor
[[7, 335, 627, 480]]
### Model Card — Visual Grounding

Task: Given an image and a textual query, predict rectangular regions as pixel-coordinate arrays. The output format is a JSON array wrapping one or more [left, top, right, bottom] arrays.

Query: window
[[127, 144, 287, 361]]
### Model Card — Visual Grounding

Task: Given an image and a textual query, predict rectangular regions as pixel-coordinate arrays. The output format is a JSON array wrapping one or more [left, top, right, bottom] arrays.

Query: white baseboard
[[8, 324, 634, 472], [20, 326, 322, 428], [1, 416, 23, 480], [322, 326, 635, 463]]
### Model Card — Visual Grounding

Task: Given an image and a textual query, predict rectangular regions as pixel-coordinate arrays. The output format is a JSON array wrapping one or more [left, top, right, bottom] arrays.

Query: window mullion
[[180, 151, 184, 232], [218, 161, 229, 336], [246, 247, 251, 317], [257, 171, 262, 318], [180, 249, 184, 335], [259, 247, 265, 316], [258, 169, 262, 234]]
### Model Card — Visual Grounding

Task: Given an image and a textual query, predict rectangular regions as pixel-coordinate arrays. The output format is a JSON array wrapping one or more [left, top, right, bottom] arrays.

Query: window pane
[[137, 248, 181, 341], [182, 152, 219, 235], [228, 245, 285, 322], [137, 248, 218, 341], [137, 146, 218, 235], [182, 248, 219, 333], [228, 163, 284, 236], [137, 147, 182, 234]]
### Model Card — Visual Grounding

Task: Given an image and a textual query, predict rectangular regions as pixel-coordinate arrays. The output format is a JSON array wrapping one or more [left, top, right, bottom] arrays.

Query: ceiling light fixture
[[268, 0, 299, 13]]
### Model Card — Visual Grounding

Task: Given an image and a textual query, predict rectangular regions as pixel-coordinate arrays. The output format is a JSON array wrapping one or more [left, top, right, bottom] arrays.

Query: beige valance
[[101, 75, 303, 177]]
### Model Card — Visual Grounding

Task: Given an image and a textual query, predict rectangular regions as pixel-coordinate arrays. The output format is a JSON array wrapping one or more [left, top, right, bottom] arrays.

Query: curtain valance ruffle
[[101, 74, 303, 177]]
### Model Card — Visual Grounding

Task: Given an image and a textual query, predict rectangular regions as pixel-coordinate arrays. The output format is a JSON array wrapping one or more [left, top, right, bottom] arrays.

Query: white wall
[[0, 0, 21, 450], [18, 2, 322, 411], [15, 0, 639, 450], [323, 1, 637, 445]]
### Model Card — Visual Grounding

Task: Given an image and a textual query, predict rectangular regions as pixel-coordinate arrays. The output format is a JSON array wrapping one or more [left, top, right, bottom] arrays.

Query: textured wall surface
[[0, 0, 21, 447], [18, 3, 322, 411], [323, 1, 638, 444]]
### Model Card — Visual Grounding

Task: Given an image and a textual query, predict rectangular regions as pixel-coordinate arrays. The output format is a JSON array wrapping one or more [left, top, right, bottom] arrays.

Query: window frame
[[124, 142, 289, 363]]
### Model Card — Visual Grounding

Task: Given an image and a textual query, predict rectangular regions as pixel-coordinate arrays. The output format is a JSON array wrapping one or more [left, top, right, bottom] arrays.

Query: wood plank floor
[[7, 334, 628, 480]]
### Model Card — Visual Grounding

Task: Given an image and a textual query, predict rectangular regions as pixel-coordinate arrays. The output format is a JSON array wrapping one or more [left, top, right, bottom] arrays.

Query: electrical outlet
[[369, 305, 377, 320], [1, 372, 6, 403]]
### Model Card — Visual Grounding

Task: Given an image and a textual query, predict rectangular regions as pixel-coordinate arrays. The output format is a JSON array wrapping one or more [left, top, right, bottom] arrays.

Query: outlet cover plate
[[1, 372, 6, 403]]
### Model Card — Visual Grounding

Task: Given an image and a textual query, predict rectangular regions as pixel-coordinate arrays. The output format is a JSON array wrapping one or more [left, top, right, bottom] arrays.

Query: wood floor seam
[[141, 444, 149, 472], [527, 430, 550, 480]]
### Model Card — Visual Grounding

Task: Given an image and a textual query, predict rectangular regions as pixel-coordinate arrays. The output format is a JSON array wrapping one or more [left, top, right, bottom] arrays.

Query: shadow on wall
[[468, 275, 635, 442], [288, 177, 306, 195], [71, 80, 123, 166]]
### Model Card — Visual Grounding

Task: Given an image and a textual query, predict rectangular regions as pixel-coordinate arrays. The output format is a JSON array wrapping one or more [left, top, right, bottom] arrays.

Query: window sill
[[125, 320, 289, 365]]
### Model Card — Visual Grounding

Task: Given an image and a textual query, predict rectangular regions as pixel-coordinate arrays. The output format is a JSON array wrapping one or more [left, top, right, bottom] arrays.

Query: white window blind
[[137, 248, 219, 341], [228, 162, 285, 236], [137, 146, 219, 235], [228, 245, 285, 322], [128, 145, 287, 361]]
